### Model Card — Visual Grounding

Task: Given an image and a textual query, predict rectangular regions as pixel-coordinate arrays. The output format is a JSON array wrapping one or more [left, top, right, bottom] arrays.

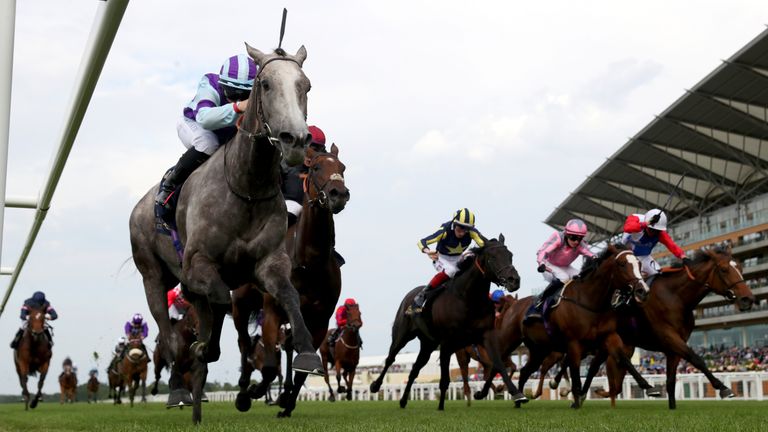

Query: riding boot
[[44, 328, 53, 347], [527, 279, 565, 321], [155, 147, 210, 209], [9, 329, 23, 349], [409, 271, 450, 314]]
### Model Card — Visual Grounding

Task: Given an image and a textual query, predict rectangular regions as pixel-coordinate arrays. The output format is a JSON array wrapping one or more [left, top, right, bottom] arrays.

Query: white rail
[[0, 0, 129, 316]]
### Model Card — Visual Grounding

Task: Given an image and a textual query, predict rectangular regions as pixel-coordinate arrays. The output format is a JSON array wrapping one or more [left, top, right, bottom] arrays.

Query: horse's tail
[[114, 256, 136, 278]]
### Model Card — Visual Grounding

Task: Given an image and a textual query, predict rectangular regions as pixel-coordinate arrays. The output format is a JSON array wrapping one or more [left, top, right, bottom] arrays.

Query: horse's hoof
[[579, 394, 587, 405], [247, 383, 266, 400], [293, 352, 323, 376], [369, 381, 381, 393], [329, 394, 336, 403], [560, 387, 572, 397], [646, 386, 662, 398], [399, 400, 408, 409], [235, 392, 252, 412], [346, 393, 352, 401], [150, 387, 158, 396], [514, 401, 521, 408], [720, 387, 735, 399], [277, 410, 291, 418], [473, 391, 487, 400], [166, 389, 193, 408], [512, 393, 528, 404], [549, 379, 558, 390], [30, 399, 39, 409], [337, 386, 347, 394]]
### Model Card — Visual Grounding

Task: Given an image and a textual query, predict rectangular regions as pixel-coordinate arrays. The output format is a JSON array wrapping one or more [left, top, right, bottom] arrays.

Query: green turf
[[0, 399, 766, 432]]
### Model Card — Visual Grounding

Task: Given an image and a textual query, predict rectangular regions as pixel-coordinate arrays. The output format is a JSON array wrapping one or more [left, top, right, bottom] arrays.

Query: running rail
[[0, 0, 130, 316]]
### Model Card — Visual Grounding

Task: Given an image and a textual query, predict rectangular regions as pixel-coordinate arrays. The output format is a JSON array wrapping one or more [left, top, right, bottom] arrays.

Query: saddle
[[523, 280, 570, 324]]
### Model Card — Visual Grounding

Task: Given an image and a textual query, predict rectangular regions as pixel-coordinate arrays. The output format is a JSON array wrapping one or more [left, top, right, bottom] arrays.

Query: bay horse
[[455, 295, 517, 406], [320, 302, 363, 402], [151, 306, 199, 407], [580, 246, 755, 409], [370, 236, 525, 410], [59, 359, 77, 403], [87, 369, 100, 403], [120, 338, 149, 407], [13, 304, 52, 410], [107, 360, 124, 404], [513, 244, 657, 408], [233, 144, 349, 417], [129, 44, 321, 424]]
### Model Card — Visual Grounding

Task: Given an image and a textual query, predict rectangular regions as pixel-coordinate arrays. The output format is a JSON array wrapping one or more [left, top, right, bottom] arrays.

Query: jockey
[[409, 208, 487, 314], [155, 54, 258, 210], [490, 289, 506, 318], [527, 219, 595, 320], [110, 336, 127, 369], [328, 298, 361, 347], [282, 125, 328, 227], [621, 209, 688, 276], [124, 313, 149, 356], [10, 291, 57, 349], [167, 285, 190, 322]]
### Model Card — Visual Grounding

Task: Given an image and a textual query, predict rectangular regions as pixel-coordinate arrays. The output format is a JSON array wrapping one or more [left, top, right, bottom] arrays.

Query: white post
[[0, 0, 16, 286]]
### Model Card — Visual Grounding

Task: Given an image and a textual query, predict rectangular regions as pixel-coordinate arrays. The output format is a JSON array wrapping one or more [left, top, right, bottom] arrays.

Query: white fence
[[193, 372, 768, 403]]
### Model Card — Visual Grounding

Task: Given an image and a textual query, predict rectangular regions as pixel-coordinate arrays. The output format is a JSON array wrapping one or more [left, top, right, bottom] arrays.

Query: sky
[[1, 0, 767, 395]]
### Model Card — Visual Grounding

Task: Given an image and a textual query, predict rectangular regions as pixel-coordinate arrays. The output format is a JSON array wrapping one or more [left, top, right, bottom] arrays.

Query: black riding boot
[[155, 147, 210, 208], [527, 279, 565, 320], [9, 329, 23, 349], [409, 285, 432, 315]]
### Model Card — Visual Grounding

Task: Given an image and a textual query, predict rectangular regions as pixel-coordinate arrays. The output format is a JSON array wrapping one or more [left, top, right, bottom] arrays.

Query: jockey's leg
[[155, 147, 210, 209], [411, 271, 450, 312], [10, 328, 23, 349], [525, 277, 564, 321]]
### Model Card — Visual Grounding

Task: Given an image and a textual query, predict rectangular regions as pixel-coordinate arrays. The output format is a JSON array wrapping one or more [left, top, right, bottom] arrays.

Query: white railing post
[[0, 0, 16, 294]]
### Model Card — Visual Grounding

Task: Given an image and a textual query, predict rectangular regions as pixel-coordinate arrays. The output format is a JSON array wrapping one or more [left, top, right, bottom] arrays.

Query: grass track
[[0, 399, 766, 432]]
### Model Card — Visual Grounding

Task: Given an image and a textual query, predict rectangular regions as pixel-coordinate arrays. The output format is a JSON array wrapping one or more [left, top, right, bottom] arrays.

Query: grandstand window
[[746, 324, 768, 348], [708, 328, 742, 348]]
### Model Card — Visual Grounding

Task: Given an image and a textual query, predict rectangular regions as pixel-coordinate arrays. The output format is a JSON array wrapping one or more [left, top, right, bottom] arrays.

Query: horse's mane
[[691, 246, 728, 264], [578, 243, 630, 278], [454, 240, 496, 276]]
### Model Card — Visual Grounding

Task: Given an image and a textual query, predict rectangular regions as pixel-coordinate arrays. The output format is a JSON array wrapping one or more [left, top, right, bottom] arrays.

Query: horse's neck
[[295, 201, 334, 263], [451, 262, 490, 299], [662, 265, 711, 311], [573, 264, 618, 311], [224, 108, 281, 197]]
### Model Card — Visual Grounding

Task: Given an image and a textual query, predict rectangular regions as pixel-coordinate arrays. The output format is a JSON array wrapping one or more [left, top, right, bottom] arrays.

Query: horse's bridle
[[304, 153, 345, 209], [684, 258, 745, 302], [474, 244, 516, 287]]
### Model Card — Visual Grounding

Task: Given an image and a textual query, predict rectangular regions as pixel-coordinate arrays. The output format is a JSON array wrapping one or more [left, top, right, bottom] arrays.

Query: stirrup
[[405, 305, 422, 316]]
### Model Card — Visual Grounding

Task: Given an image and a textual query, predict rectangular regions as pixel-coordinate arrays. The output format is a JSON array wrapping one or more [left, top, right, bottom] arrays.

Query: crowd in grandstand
[[637, 346, 768, 374]]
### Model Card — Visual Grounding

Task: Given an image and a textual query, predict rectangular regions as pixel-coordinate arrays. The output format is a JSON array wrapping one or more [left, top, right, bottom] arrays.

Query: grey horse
[[129, 44, 321, 424]]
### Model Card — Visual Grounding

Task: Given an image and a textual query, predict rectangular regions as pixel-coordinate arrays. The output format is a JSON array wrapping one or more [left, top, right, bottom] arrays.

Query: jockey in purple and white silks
[[526, 219, 594, 321], [155, 54, 258, 209]]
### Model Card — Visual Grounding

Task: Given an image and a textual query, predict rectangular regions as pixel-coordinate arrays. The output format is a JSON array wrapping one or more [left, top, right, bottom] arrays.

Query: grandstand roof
[[545, 28, 768, 241]]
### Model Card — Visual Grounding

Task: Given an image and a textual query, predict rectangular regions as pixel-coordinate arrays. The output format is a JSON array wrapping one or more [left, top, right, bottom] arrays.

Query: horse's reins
[[225, 54, 302, 202], [338, 326, 361, 350], [683, 258, 745, 302], [473, 244, 515, 287]]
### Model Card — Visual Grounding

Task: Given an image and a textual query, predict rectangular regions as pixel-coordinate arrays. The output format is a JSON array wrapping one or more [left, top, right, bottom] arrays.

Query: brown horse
[[59, 359, 77, 403], [120, 338, 149, 407], [87, 370, 100, 403], [370, 237, 524, 410], [455, 295, 517, 405], [581, 246, 755, 409], [151, 306, 199, 407], [13, 304, 52, 410], [320, 303, 363, 402], [107, 358, 124, 404], [233, 144, 350, 417]]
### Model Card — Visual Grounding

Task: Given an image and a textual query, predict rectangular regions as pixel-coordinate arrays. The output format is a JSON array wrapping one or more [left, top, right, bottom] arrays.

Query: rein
[[560, 250, 638, 313], [338, 327, 360, 350], [683, 259, 745, 301]]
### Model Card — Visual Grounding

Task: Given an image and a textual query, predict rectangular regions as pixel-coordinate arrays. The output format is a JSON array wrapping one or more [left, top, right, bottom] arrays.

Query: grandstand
[[544, 28, 768, 350]]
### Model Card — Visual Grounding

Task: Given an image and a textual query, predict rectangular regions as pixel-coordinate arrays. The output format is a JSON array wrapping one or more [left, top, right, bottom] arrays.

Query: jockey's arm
[[470, 229, 486, 248], [418, 227, 446, 253], [20, 305, 29, 321], [659, 231, 685, 259], [46, 306, 58, 320], [623, 214, 645, 233], [536, 232, 561, 265]]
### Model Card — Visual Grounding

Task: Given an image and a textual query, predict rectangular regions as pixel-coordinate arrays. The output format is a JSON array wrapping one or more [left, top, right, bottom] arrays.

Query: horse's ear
[[498, 233, 505, 244], [295, 45, 307, 66], [245, 42, 266, 66], [331, 143, 339, 156]]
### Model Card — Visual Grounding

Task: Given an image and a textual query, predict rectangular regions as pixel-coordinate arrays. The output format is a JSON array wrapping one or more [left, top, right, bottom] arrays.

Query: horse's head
[[475, 234, 521, 292], [245, 44, 311, 167], [594, 244, 650, 303], [25, 305, 47, 338], [345, 303, 362, 330], [305, 144, 350, 213], [689, 246, 754, 311]]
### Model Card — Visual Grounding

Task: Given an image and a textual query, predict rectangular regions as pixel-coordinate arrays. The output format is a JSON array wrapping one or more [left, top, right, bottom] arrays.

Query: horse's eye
[[261, 79, 270, 91]]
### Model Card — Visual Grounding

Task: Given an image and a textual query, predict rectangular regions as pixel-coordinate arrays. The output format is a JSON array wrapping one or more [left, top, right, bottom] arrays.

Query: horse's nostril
[[278, 132, 296, 145]]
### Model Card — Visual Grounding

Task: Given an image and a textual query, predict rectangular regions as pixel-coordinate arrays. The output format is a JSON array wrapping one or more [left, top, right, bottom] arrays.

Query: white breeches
[[177, 116, 221, 156], [543, 264, 580, 283]]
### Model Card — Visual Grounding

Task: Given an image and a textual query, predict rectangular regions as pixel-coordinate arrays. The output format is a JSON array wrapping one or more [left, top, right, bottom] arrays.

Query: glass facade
[[688, 324, 768, 349], [670, 192, 768, 246]]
